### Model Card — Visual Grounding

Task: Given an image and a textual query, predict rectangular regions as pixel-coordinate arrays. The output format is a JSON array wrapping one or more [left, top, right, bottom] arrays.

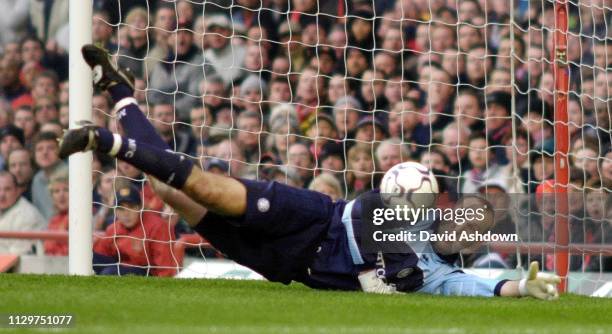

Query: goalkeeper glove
[[358, 270, 402, 295], [518, 261, 561, 300]]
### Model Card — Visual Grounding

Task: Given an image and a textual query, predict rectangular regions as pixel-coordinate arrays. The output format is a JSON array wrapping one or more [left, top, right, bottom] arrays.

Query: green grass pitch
[[1, 274, 610, 333]]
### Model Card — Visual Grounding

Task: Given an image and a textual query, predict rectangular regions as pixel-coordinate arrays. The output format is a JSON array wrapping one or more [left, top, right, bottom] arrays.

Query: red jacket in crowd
[[44, 212, 69, 256], [93, 212, 178, 277]]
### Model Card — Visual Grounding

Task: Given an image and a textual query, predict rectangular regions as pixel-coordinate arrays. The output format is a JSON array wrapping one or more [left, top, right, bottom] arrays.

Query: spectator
[[144, 4, 175, 76], [461, 132, 505, 193], [308, 173, 343, 201], [522, 102, 554, 152], [345, 48, 369, 82], [267, 104, 300, 164], [116, 159, 164, 213], [203, 15, 245, 87], [39, 121, 63, 138], [568, 98, 585, 142], [383, 74, 407, 107], [528, 150, 555, 194], [7, 148, 34, 200], [92, 10, 116, 52], [583, 179, 612, 271], [150, 102, 195, 155], [317, 141, 345, 178], [440, 122, 471, 174], [420, 147, 459, 196], [304, 114, 338, 158], [0, 125, 25, 170], [333, 96, 363, 139], [93, 167, 132, 231], [2, 41, 21, 64], [573, 145, 600, 181], [388, 99, 430, 155], [457, 23, 483, 52], [31, 132, 66, 220], [93, 185, 178, 277], [117, 7, 148, 78], [268, 77, 292, 105], [441, 49, 466, 84], [295, 66, 324, 126], [29, 0, 69, 44], [32, 71, 59, 102], [0, 171, 46, 254], [465, 44, 492, 89], [287, 142, 314, 187], [346, 144, 378, 199], [21, 36, 45, 65], [189, 105, 213, 146], [238, 75, 268, 113], [235, 111, 264, 163], [13, 106, 37, 147], [277, 21, 305, 73], [354, 116, 388, 143], [420, 148, 451, 175], [34, 96, 59, 126], [270, 55, 291, 81], [0, 57, 27, 102], [0, 1, 29, 50], [376, 138, 409, 173], [418, 63, 454, 131], [453, 89, 483, 132], [484, 91, 512, 164], [592, 40, 612, 70], [243, 44, 271, 78], [213, 139, 247, 177], [359, 69, 387, 112], [148, 19, 211, 120], [44, 168, 69, 256]]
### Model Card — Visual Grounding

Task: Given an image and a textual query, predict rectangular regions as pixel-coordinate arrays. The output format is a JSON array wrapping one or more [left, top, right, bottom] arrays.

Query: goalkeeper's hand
[[358, 270, 402, 295], [518, 261, 561, 300]]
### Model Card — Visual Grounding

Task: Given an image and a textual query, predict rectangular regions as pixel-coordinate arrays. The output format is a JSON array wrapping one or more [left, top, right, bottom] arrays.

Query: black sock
[[96, 127, 193, 189], [113, 98, 169, 149], [108, 83, 133, 104]]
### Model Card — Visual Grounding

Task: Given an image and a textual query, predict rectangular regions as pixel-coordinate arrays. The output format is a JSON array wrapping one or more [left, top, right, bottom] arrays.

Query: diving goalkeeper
[[60, 45, 559, 300]]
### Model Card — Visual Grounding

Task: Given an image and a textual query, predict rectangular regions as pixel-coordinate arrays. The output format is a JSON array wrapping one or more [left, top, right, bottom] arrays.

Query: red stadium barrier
[[0, 231, 70, 241], [0, 231, 212, 253]]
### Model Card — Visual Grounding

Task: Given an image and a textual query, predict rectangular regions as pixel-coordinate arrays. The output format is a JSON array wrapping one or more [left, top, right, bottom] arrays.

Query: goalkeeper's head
[[432, 195, 495, 255]]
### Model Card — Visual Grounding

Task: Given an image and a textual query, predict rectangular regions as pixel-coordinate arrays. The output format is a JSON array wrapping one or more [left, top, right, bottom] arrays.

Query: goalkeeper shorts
[[193, 178, 335, 284]]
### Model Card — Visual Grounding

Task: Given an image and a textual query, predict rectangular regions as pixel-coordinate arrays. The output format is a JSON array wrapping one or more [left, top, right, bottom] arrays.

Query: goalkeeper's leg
[[82, 44, 168, 149], [81, 44, 208, 224], [59, 125, 247, 217]]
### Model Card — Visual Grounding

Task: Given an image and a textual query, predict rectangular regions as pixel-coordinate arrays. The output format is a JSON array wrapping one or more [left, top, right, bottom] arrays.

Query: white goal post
[[68, 0, 93, 275]]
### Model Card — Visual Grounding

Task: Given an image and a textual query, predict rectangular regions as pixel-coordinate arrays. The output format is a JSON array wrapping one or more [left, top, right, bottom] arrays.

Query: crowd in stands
[[0, 0, 610, 275]]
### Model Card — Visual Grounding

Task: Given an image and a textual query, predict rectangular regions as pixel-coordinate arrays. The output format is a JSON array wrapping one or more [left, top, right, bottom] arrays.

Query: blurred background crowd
[[0, 0, 610, 275]]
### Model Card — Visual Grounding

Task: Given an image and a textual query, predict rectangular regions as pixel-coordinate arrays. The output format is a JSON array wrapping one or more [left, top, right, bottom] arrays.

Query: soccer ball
[[379, 162, 439, 209]]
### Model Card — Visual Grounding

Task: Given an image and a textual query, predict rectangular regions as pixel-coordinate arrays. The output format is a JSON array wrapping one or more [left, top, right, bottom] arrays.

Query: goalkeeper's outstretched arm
[[499, 262, 561, 300]]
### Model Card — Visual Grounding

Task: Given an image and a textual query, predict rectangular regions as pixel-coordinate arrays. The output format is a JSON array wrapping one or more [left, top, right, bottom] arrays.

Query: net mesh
[[89, 0, 611, 287]]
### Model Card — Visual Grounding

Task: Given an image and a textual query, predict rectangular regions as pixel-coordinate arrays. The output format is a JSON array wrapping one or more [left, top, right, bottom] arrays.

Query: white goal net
[[83, 0, 611, 292]]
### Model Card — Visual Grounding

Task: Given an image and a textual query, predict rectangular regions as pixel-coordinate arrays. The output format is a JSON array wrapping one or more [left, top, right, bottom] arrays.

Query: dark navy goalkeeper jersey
[[299, 190, 423, 292], [194, 179, 422, 291]]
